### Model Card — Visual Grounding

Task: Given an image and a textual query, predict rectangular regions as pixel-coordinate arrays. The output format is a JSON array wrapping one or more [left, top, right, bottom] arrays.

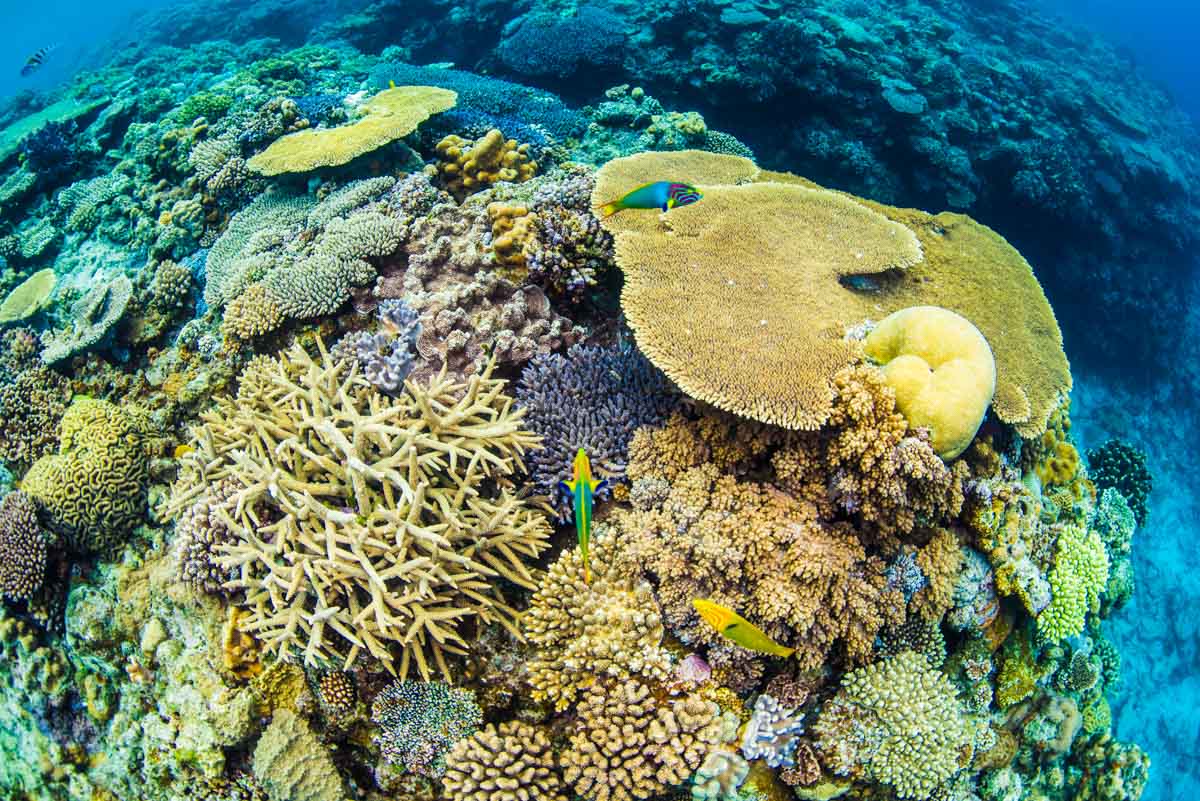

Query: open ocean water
[[0, 0, 1196, 799]]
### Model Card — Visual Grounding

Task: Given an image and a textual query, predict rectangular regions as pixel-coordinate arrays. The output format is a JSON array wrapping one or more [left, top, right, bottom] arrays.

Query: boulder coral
[[166, 340, 552, 679], [864, 306, 996, 459]]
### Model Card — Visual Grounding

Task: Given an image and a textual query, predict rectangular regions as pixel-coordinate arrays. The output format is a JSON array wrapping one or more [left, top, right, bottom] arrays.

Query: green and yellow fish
[[692, 598, 796, 658], [559, 448, 607, 584], [596, 181, 703, 218]]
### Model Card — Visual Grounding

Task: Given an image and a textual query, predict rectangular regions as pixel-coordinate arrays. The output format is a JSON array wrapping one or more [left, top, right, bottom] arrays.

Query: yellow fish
[[173, 444, 195, 459], [692, 598, 795, 658]]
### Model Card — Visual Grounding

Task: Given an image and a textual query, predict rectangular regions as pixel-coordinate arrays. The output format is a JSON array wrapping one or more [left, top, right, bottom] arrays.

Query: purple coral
[[885, 550, 928, 602], [515, 343, 678, 518], [333, 299, 420, 395], [524, 206, 615, 302]]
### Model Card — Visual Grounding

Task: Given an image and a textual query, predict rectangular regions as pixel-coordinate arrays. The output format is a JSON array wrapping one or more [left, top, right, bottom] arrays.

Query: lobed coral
[[442, 721, 567, 801], [437, 129, 538, 199], [166, 341, 551, 678]]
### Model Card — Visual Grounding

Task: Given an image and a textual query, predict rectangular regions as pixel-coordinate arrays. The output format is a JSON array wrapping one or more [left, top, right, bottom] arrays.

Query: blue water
[[0, 0, 1197, 798]]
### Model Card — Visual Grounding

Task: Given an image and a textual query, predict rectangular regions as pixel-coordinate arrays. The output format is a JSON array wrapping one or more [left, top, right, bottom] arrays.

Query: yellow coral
[[1037, 525, 1109, 642], [246, 85, 456, 175], [0, 268, 55, 323], [865, 306, 995, 459], [594, 150, 1070, 438], [437, 129, 537, 199], [486, 202, 535, 280]]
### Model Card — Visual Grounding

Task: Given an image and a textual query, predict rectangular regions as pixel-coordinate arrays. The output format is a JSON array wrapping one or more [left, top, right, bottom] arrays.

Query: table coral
[[166, 341, 551, 678], [0, 268, 55, 324], [813, 650, 971, 799], [40, 274, 133, 365], [442, 721, 567, 801], [372, 680, 482, 776], [22, 397, 150, 553], [247, 85, 456, 175], [0, 491, 47, 602], [523, 537, 673, 710], [562, 679, 738, 801], [595, 150, 1070, 438]]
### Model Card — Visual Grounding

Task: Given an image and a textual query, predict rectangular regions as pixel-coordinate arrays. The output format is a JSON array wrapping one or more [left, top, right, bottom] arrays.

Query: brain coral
[[166, 341, 551, 679], [247, 85, 456, 175], [594, 150, 1070, 438], [813, 650, 971, 799], [443, 721, 567, 801], [865, 306, 996, 459], [21, 397, 149, 553]]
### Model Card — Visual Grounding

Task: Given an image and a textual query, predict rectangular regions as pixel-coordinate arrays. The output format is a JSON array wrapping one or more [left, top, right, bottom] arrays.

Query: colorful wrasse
[[21, 44, 58, 77], [559, 448, 606, 584], [597, 181, 703, 218], [692, 598, 795, 658]]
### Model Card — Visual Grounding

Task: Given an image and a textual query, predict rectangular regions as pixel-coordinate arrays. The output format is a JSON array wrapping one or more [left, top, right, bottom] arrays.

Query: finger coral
[[864, 306, 996, 459], [813, 650, 971, 799], [166, 340, 552, 678], [247, 85, 456, 175], [595, 150, 1069, 438], [0, 491, 47, 602], [442, 721, 567, 801], [562, 679, 738, 801], [523, 537, 673, 710], [22, 397, 150, 553], [1037, 524, 1109, 642]]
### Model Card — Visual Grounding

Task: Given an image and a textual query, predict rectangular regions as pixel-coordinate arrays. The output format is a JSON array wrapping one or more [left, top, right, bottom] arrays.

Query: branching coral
[[0, 491, 47, 602], [442, 721, 567, 801], [371, 680, 482, 776], [516, 343, 678, 516], [0, 366, 71, 472], [1037, 524, 1109, 642], [332, 298, 420, 395], [813, 651, 971, 799], [562, 679, 739, 801], [166, 340, 552, 678], [523, 537, 673, 710]]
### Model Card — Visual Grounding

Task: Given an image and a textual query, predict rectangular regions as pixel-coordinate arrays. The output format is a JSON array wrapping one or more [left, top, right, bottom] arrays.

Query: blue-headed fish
[[692, 598, 795, 658], [597, 181, 703, 218], [559, 448, 606, 584], [21, 44, 58, 77]]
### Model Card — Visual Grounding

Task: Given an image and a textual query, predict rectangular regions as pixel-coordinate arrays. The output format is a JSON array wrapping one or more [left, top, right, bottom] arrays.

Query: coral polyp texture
[[595, 150, 1070, 437], [166, 340, 551, 678], [442, 721, 568, 801]]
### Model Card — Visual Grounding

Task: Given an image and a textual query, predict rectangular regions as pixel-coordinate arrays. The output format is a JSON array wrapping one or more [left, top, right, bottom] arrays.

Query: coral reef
[[1087, 439, 1153, 526], [0, 491, 47, 602], [442, 721, 567, 801]]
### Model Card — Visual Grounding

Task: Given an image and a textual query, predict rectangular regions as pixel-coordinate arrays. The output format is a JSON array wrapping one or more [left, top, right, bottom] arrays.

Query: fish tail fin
[[595, 200, 622, 219], [781, 645, 796, 658]]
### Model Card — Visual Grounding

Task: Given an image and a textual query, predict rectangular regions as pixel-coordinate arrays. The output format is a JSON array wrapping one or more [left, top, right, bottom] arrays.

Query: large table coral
[[167, 340, 553, 679]]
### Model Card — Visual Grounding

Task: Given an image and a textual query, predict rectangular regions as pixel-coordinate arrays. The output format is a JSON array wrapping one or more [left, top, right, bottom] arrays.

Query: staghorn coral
[[40, 274, 133, 364], [247, 85, 456, 175], [813, 651, 971, 799], [58, 173, 131, 231], [516, 343, 678, 517], [372, 680, 482, 777], [1037, 524, 1110, 642], [0, 268, 55, 324], [523, 536, 673, 710], [864, 306, 996, 459], [563, 679, 739, 801], [21, 397, 150, 553], [740, 693, 806, 769], [0, 491, 47, 602], [252, 709, 344, 801], [442, 721, 567, 801], [437, 129, 537, 200], [595, 150, 1069, 437], [166, 340, 551, 678], [0, 366, 71, 471], [604, 454, 904, 671]]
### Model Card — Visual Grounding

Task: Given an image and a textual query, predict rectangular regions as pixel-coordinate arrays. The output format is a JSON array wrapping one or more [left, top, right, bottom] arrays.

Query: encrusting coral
[[166, 339, 552, 678], [813, 650, 971, 800], [523, 536, 673, 710], [594, 150, 1070, 438], [252, 709, 344, 801], [864, 305, 996, 459]]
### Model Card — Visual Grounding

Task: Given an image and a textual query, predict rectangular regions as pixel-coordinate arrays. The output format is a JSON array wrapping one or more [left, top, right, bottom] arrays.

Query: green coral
[[21, 397, 150, 553], [177, 91, 233, 123], [1037, 525, 1110, 642], [252, 709, 344, 801]]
